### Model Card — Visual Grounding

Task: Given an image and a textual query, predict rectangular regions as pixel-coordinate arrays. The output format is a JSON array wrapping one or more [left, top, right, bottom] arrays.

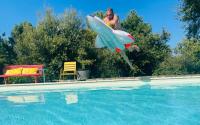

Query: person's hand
[[133, 45, 140, 52]]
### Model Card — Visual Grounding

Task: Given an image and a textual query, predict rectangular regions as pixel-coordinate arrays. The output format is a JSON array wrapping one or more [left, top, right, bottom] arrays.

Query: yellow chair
[[60, 62, 77, 80]]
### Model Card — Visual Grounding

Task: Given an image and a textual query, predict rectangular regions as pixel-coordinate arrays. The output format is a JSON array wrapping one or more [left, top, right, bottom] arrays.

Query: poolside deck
[[0, 75, 200, 92]]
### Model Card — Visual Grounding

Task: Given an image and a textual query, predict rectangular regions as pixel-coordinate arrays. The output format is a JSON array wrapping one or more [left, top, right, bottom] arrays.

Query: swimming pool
[[0, 83, 200, 125]]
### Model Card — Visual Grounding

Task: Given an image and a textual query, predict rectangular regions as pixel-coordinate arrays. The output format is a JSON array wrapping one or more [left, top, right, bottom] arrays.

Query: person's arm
[[110, 15, 118, 25], [103, 17, 107, 22], [111, 15, 121, 29]]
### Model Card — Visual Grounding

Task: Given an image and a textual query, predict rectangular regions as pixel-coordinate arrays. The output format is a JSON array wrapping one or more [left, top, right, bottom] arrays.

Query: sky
[[0, 0, 185, 47]]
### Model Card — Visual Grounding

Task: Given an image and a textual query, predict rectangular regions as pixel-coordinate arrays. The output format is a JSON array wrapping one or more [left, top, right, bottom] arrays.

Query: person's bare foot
[[128, 45, 140, 52], [133, 45, 140, 52]]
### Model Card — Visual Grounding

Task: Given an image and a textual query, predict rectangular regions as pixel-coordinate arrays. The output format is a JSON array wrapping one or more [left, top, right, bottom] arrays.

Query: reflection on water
[[7, 95, 45, 104], [3, 92, 79, 105], [65, 93, 78, 105]]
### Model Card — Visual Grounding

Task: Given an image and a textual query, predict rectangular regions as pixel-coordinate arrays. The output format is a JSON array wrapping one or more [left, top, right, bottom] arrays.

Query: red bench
[[0, 65, 45, 84]]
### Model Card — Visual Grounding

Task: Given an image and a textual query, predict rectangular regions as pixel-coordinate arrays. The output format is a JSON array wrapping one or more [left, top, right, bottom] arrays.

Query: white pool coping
[[0, 75, 200, 92]]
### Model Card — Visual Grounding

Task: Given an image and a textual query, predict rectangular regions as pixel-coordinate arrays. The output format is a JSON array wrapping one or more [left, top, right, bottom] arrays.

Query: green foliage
[[153, 56, 187, 75], [12, 22, 37, 64], [6, 77, 35, 84], [75, 29, 96, 70], [179, 0, 200, 38], [12, 8, 96, 81], [176, 39, 200, 73], [156, 0, 200, 76], [90, 49, 121, 78], [0, 35, 16, 65], [154, 39, 200, 75], [121, 11, 152, 37], [121, 10, 171, 76], [0, 34, 16, 84], [94, 11, 105, 19]]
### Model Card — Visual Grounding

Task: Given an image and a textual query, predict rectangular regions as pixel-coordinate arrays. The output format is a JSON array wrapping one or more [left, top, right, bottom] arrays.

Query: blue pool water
[[0, 85, 200, 125]]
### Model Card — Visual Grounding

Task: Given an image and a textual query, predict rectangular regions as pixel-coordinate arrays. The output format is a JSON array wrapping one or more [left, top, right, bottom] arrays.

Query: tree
[[156, 0, 200, 76], [154, 39, 200, 75], [121, 10, 171, 76], [179, 0, 200, 39], [35, 8, 90, 80], [94, 11, 105, 19], [153, 56, 187, 75], [0, 34, 16, 83], [176, 39, 200, 73], [12, 8, 97, 80], [12, 22, 37, 64]]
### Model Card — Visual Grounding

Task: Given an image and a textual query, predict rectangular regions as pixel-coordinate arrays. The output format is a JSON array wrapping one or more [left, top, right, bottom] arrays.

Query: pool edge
[[0, 75, 200, 92]]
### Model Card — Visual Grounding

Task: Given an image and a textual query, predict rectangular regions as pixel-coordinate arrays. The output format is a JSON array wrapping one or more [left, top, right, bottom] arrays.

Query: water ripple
[[0, 86, 200, 125]]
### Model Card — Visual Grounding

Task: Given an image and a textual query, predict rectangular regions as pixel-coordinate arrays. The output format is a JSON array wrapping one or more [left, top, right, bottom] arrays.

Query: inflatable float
[[86, 15, 137, 70]]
